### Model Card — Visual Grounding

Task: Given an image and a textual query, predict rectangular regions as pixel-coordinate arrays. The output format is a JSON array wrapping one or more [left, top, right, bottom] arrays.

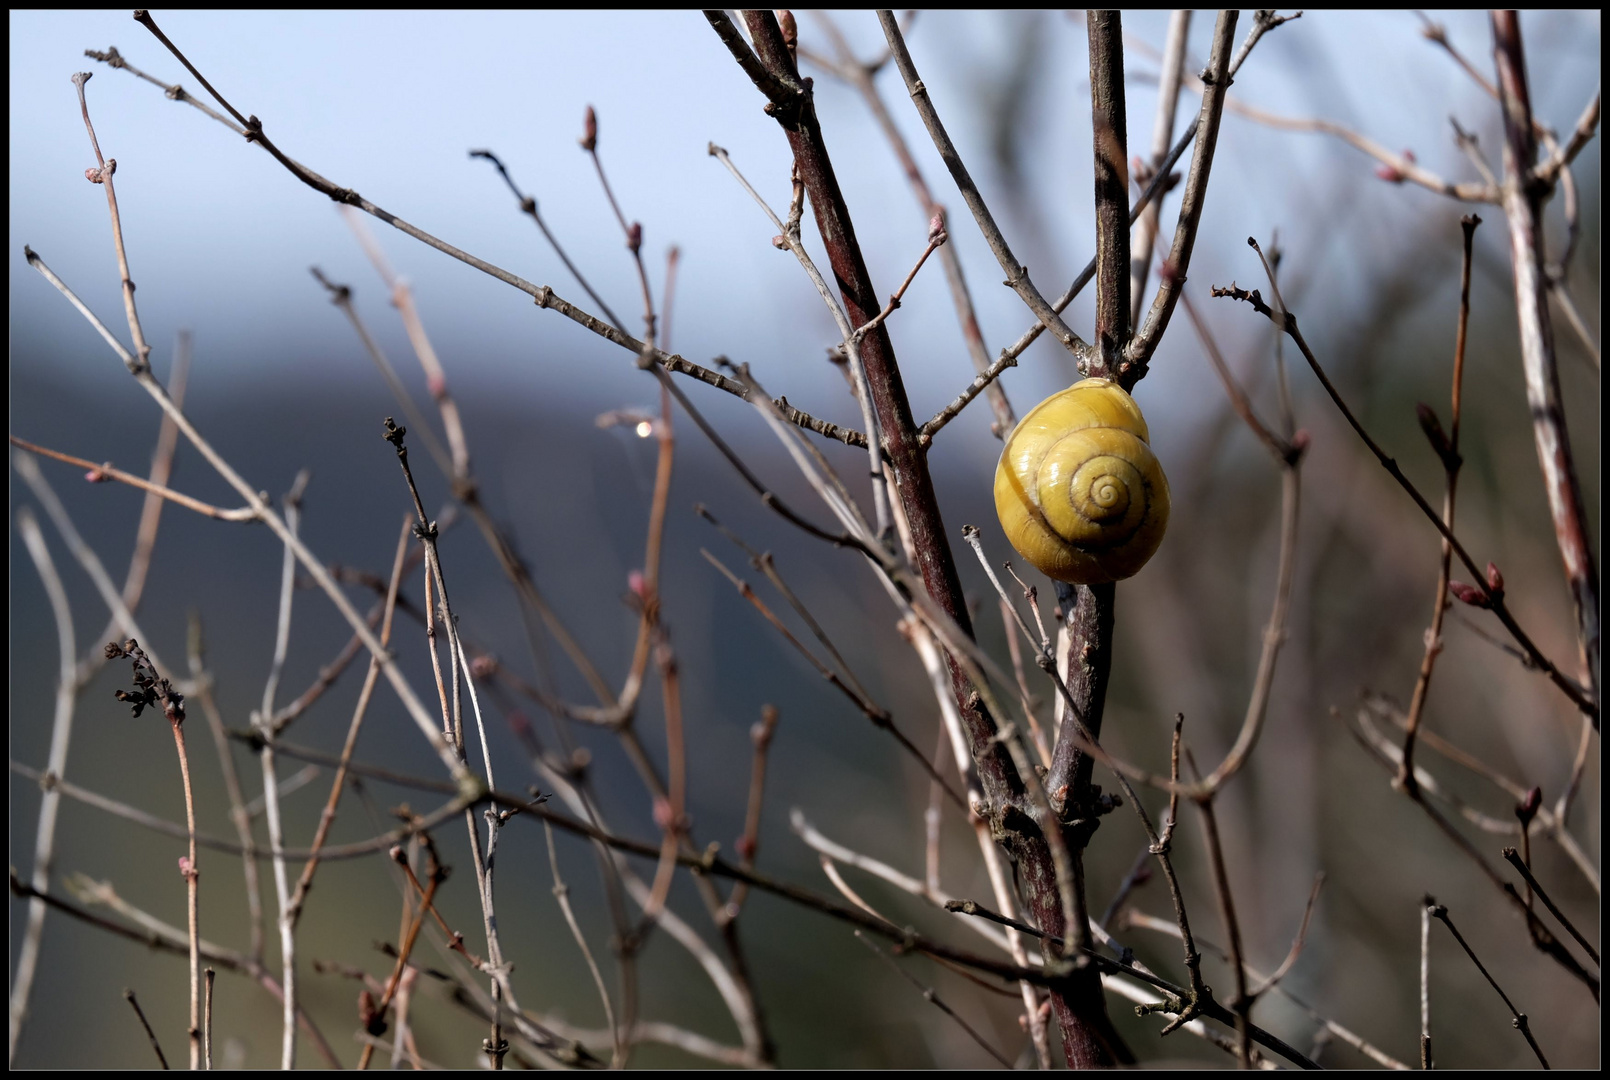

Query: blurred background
[[11, 9, 1599, 1068]]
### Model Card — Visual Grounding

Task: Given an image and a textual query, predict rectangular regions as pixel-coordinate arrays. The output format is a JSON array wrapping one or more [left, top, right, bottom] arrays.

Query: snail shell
[[993, 377, 1169, 584]]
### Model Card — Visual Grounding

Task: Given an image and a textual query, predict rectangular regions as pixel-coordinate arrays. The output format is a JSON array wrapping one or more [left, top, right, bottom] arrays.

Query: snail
[[993, 377, 1169, 584]]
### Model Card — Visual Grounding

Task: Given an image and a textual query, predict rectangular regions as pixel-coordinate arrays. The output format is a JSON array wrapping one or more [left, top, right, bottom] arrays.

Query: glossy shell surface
[[993, 377, 1170, 584]]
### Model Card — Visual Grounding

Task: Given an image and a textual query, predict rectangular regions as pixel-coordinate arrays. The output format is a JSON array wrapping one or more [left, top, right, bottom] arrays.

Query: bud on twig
[[1485, 562, 1504, 596], [1415, 402, 1461, 471], [778, 9, 798, 59], [580, 105, 597, 152], [1516, 786, 1542, 825], [359, 989, 387, 1036], [1374, 148, 1416, 184], [1448, 580, 1490, 609]]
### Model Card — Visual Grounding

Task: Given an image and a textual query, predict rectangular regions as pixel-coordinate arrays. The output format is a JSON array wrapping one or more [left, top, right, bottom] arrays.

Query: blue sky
[[10, 10, 1600, 436]]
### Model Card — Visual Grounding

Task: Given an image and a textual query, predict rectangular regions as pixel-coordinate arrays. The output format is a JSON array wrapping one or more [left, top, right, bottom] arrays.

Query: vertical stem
[[1491, 12, 1600, 714], [1420, 899, 1433, 1068], [738, 12, 990, 758], [171, 721, 201, 1070], [1197, 795, 1252, 1067], [1030, 12, 1134, 1065], [1399, 216, 1477, 791], [1131, 11, 1192, 327], [1087, 10, 1131, 374], [1049, 583, 1116, 802], [734, 10, 1126, 1065]]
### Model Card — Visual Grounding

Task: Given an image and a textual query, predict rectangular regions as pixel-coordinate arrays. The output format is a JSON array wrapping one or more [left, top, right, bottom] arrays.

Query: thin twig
[[24, 244, 474, 783], [852, 217, 948, 345], [806, 11, 1013, 438], [1125, 910, 1410, 1070], [1193, 787, 1252, 1067], [877, 10, 1091, 364], [284, 517, 411, 929], [707, 141, 892, 539], [254, 474, 305, 1068], [1501, 848, 1599, 967], [104, 639, 200, 1067], [9, 511, 78, 1065], [1248, 872, 1326, 998], [1398, 215, 1478, 793], [186, 613, 264, 964], [1130, 11, 1192, 329], [696, 503, 881, 709], [1364, 692, 1598, 891], [1123, 10, 1239, 381], [1420, 897, 1433, 1068], [92, 43, 864, 451], [852, 932, 1014, 1067], [544, 821, 622, 1065], [8, 436, 258, 522], [1175, 271, 1305, 799], [1214, 270, 1597, 723], [701, 546, 964, 810], [123, 989, 169, 1069], [1426, 899, 1550, 1067], [723, 705, 779, 923], [945, 899, 1320, 1069], [1341, 707, 1600, 998]]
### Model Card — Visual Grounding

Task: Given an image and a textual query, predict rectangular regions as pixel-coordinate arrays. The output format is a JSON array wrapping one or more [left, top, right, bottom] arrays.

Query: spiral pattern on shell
[[993, 378, 1170, 584]]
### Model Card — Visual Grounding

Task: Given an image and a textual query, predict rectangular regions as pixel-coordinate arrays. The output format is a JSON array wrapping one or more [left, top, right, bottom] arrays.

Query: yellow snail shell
[[993, 377, 1170, 584]]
